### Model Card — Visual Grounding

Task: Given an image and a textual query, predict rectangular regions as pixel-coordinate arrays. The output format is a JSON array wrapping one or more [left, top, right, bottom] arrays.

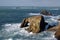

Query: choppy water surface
[[0, 7, 60, 40], [0, 23, 57, 40]]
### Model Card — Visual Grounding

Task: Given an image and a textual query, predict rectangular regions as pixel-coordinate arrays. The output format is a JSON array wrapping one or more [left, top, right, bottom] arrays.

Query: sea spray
[[0, 23, 57, 40]]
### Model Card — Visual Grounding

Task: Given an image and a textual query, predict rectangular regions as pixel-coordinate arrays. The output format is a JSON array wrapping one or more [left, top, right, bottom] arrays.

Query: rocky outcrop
[[47, 23, 60, 40], [20, 15, 47, 33], [40, 9, 52, 16], [20, 14, 60, 39]]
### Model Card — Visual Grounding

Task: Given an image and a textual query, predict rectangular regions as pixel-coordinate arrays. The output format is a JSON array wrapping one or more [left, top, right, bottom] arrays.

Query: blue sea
[[0, 6, 60, 40]]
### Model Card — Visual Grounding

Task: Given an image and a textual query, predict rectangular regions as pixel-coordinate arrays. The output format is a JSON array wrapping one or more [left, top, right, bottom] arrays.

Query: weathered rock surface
[[47, 23, 60, 40], [20, 15, 60, 40], [20, 15, 47, 33], [40, 9, 52, 16]]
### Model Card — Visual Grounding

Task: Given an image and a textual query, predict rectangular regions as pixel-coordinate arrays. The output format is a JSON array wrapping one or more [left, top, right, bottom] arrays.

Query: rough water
[[0, 7, 60, 40], [0, 23, 57, 40]]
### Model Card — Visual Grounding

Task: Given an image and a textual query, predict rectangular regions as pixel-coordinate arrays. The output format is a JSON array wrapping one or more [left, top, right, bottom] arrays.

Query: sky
[[0, 0, 60, 7]]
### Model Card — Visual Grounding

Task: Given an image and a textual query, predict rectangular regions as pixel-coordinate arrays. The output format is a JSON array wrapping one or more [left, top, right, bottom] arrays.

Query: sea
[[0, 6, 60, 40]]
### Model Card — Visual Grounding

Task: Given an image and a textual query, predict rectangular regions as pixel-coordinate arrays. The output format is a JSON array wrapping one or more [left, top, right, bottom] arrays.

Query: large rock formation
[[20, 15, 47, 33], [40, 9, 52, 16], [20, 15, 60, 39], [48, 23, 60, 40]]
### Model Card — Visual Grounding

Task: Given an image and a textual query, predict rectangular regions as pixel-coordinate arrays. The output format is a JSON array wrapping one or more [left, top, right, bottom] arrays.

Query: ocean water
[[0, 7, 60, 40]]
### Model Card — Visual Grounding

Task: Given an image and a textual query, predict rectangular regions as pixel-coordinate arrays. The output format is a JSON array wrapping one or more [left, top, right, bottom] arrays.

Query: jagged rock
[[40, 9, 52, 16], [20, 15, 47, 33], [47, 24, 60, 40]]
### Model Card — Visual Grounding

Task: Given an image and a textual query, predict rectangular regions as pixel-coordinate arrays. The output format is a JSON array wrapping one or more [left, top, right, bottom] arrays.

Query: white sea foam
[[0, 15, 59, 40], [50, 8, 59, 10], [50, 15, 60, 22], [29, 13, 60, 23], [0, 23, 57, 40], [45, 16, 59, 27], [28, 12, 39, 16], [0, 23, 33, 38], [29, 13, 60, 31]]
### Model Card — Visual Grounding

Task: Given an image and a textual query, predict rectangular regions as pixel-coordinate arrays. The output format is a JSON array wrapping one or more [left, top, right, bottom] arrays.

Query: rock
[[57, 19, 60, 21], [55, 24, 60, 40], [40, 9, 52, 16], [55, 31, 60, 40], [47, 24, 56, 30], [20, 15, 47, 33], [47, 24, 60, 40]]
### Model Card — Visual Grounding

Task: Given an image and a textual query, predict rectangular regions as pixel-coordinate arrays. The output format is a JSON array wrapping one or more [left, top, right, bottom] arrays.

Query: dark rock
[[57, 19, 60, 21], [20, 15, 47, 33], [40, 9, 52, 16], [47, 24, 56, 30]]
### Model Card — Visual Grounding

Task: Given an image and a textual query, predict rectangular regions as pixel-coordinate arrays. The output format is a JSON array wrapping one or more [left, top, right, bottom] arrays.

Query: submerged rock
[[20, 15, 47, 33], [40, 9, 52, 16]]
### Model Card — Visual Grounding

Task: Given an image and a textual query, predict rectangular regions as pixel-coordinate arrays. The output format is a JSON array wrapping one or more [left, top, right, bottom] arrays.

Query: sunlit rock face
[[47, 23, 60, 40], [20, 15, 47, 33], [40, 9, 52, 16]]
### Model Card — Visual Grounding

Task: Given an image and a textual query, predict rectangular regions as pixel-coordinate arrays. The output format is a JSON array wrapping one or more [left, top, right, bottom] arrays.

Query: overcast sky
[[0, 0, 60, 7]]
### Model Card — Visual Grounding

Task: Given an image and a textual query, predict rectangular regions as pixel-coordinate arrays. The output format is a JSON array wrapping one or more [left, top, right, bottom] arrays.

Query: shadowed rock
[[20, 15, 47, 33], [40, 9, 52, 16], [57, 19, 60, 21]]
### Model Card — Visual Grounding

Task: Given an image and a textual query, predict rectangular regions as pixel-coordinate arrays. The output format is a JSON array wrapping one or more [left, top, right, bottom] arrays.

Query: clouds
[[0, 0, 20, 6], [0, 0, 60, 7]]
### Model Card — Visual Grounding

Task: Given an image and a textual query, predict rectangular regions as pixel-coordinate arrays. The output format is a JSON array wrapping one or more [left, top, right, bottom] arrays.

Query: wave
[[44, 15, 60, 31], [50, 15, 60, 22], [29, 13, 60, 30], [0, 14, 60, 40], [0, 23, 57, 40], [0, 23, 33, 38], [29, 13, 40, 16], [45, 15, 60, 28], [29, 13, 53, 17], [50, 8, 59, 10], [29, 13, 60, 22]]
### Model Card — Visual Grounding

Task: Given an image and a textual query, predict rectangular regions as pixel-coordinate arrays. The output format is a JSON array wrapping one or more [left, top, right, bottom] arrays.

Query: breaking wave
[[0, 13, 60, 40], [29, 13, 40, 16], [29, 13, 60, 30], [0, 22, 57, 40]]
